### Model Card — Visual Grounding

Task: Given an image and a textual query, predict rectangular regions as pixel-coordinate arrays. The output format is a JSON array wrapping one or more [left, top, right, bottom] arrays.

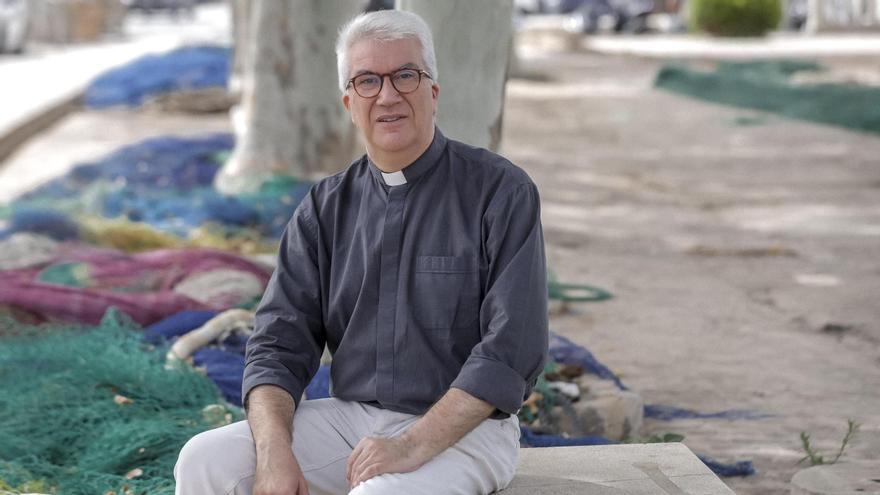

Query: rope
[[547, 270, 613, 303]]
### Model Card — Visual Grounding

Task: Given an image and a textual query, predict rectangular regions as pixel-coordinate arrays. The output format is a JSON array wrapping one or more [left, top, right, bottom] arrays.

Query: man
[[175, 10, 547, 495]]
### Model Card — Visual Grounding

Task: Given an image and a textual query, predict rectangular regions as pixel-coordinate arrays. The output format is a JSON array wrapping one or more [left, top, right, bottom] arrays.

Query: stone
[[548, 374, 644, 441], [790, 462, 880, 495]]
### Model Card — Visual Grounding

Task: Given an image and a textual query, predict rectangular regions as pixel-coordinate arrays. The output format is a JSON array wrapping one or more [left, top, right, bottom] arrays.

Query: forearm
[[246, 384, 296, 458], [246, 385, 311, 493], [400, 387, 495, 463]]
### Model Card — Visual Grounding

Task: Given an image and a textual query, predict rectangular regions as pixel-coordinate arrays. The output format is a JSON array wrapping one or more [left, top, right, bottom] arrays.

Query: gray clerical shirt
[[243, 128, 548, 417]]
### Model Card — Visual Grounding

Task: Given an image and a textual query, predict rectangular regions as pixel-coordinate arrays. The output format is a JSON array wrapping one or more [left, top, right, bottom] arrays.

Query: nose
[[375, 74, 403, 105]]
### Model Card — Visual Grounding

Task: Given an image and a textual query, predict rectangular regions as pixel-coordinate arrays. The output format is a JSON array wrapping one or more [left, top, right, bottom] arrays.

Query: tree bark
[[396, 0, 513, 151], [216, 0, 362, 194], [229, 0, 251, 96]]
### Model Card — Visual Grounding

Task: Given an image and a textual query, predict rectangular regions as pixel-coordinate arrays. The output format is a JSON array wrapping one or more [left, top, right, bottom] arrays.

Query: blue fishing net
[[143, 310, 245, 405], [85, 45, 231, 108], [191, 347, 247, 406], [699, 456, 756, 477], [142, 310, 219, 344], [142, 311, 330, 406], [18, 133, 231, 201], [0, 208, 80, 240], [644, 404, 771, 421], [305, 365, 332, 400], [5, 134, 311, 240], [519, 426, 615, 447], [549, 332, 628, 390]]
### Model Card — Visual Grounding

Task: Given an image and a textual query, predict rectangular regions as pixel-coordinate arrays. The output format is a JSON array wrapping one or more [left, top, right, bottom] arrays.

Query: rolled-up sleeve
[[451, 181, 549, 415], [242, 192, 325, 409]]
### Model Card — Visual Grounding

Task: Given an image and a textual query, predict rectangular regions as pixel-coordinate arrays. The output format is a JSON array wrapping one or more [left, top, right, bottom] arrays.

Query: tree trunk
[[216, 0, 362, 194], [396, 0, 513, 151], [229, 0, 251, 96]]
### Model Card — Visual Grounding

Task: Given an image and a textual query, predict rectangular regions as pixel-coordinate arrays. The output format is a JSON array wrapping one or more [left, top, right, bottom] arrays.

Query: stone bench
[[505, 443, 735, 494]]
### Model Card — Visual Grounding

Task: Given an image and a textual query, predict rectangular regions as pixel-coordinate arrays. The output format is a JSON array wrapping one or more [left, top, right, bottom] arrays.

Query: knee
[[175, 429, 218, 482], [174, 432, 213, 478], [174, 422, 255, 491]]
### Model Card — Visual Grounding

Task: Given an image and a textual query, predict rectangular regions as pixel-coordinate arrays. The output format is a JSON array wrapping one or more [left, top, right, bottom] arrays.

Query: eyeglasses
[[346, 68, 432, 98]]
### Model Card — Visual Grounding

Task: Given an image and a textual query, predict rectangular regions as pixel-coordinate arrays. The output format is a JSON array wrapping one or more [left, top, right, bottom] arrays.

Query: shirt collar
[[368, 127, 447, 186]]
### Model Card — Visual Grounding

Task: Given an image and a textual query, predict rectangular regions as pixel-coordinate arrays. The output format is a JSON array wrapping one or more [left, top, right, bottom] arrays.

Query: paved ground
[[0, 4, 229, 160], [505, 44, 880, 494], [584, 32, 880, 59], [2, 17, 879, 495]]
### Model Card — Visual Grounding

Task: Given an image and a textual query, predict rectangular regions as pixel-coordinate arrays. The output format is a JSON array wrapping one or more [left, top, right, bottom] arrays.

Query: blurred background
[[0, 1, 878, 494]]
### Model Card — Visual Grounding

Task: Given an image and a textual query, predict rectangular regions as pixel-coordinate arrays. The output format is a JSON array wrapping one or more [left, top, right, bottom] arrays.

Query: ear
[[431, 82, 439, 115], [342, 93, 357, 124]]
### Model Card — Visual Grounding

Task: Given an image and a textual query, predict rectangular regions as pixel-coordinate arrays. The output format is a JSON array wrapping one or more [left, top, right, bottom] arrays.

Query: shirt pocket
[[412, 255, 480, 330]]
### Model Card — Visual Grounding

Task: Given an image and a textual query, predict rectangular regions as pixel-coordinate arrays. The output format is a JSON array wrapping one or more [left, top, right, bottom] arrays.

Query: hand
[[346, 435, 427, 489], [253, 448, 310, 495]]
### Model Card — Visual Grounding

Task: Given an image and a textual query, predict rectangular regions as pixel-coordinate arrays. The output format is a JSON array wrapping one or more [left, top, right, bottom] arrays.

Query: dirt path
[[503, 46, 880, 493]]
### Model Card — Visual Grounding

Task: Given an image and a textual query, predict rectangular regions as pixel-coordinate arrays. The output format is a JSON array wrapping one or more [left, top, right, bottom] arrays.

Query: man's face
[[342, 37, 439, 166]]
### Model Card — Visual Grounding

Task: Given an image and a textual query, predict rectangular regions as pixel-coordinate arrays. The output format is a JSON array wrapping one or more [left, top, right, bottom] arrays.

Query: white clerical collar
[[381, 170, 407, 186]]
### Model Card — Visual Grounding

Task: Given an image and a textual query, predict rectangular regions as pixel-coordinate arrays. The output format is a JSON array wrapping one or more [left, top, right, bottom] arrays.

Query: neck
[[368, 129, 435, 173]]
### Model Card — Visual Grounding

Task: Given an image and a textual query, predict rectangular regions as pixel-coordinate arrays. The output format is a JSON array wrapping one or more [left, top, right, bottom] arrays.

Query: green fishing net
[[654, 60, 880, 134], [0, 310, 242, 495]]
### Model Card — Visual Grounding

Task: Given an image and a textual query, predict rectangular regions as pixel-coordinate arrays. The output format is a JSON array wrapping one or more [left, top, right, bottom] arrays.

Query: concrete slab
[[504, 475, 627, 494], [507, 444, 735, 494]]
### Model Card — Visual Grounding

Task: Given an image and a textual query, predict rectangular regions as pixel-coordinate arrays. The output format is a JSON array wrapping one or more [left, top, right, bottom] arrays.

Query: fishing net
[[654, 60, 880, 134], [0, 309, 242, 494], [1, 133, 311, 247], [85, 45, 231, 109], [0, 241, 271, 326]]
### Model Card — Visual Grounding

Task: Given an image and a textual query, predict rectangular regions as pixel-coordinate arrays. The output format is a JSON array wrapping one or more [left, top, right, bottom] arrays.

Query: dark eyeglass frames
[[346, 68, 432, 98]]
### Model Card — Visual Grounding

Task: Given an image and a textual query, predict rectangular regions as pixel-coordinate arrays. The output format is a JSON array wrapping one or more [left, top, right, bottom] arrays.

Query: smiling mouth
[[377, 116, 405, 123]]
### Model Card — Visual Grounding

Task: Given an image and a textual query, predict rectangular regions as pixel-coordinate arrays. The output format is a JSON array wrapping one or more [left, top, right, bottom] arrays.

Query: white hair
[[335, 10, 438, 93]]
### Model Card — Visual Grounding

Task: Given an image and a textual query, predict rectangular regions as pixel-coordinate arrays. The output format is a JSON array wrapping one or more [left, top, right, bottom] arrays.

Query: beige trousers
[[174, 398, 520, 495]]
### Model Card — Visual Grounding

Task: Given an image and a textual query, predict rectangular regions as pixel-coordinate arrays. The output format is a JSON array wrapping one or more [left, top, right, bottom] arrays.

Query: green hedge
[[690, 0, 782, 37]]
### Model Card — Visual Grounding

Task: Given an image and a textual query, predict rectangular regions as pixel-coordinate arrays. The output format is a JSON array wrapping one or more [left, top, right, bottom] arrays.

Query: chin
[[372, 134, 415, 154]]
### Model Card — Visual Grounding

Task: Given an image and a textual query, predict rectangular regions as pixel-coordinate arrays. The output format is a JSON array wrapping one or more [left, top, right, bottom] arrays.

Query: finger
[[350, 448, 375, 488], [299, 475, 310, 495], [355, 439, 382, 476], [351, 446, 384, 489], [348, 437, 374, 482], [347, 440, 367, 483], [351, 461, 369, 488], [352, 462, 384, 488]]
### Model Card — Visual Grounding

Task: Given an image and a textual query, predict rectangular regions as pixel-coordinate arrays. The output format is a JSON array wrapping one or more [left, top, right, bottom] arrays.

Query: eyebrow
[[351, 63, 420, 78]]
